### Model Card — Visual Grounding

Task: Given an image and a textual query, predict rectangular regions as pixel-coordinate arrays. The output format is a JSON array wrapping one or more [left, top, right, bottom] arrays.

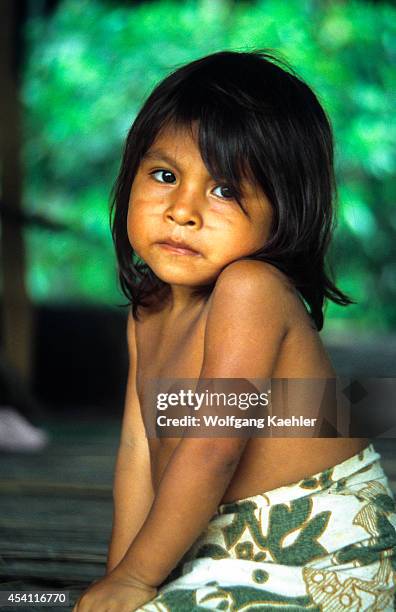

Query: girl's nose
[[164, 197, 203, 228]]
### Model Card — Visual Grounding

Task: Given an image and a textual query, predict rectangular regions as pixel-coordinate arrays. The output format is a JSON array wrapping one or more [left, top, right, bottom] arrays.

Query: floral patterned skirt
[[138, 443, 396, 610]]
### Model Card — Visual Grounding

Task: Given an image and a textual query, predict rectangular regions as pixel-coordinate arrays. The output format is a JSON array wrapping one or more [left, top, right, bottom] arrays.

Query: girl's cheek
[[127, 206, 139, 248], [127, 227, 143, 257]]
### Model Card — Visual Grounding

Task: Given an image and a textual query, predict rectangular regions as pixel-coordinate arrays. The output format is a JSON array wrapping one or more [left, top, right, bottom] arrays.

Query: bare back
[[135, 265, 368, 503]]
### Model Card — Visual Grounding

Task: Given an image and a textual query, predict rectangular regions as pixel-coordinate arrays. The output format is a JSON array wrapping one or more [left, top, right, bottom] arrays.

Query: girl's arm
[[106, 311, 154, 574], [111, 260, 290, 587]]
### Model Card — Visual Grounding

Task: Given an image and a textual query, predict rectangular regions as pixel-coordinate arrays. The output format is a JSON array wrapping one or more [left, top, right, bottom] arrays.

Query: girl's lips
[[158, 242, 201, 256]]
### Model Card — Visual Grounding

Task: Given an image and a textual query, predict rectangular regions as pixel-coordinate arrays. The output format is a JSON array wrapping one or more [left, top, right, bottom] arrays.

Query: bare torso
[[135, 274, 368, 503]]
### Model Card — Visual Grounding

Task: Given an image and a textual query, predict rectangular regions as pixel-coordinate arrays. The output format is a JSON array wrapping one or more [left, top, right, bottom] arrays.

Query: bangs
[[155, 89, 262, 212]]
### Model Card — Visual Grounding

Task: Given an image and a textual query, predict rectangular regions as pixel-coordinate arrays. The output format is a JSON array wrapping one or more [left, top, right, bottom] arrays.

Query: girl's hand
[[72, 569, 158, 612]]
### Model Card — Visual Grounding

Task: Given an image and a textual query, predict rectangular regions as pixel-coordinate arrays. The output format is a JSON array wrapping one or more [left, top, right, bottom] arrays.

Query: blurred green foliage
[[22, 0, 396, 331]]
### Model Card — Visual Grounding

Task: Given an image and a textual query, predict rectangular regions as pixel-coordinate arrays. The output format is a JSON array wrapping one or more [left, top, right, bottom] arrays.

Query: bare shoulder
[[200, 260, 299, 379], [201, 258, 334, 380], [210, 259, 301, 326], [121, 308, 151, 446], [127, 308, 134, 333], [217, 259, 296, 295], [126, 308, 137, 355], [218, 256, 281, 279]]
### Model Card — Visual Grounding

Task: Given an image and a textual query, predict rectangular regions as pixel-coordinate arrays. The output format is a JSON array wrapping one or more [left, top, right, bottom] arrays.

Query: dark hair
[[110, 49, 354, 330]]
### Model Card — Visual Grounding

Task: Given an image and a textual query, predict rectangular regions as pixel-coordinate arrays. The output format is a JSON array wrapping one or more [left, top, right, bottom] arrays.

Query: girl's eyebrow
[[142, 148, 232, 186], [142, 148, 181, 171]]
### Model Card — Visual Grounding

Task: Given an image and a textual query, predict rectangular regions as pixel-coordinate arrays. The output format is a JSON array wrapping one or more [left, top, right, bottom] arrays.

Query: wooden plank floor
[[0, 417, 119, 611], [0, 417, 395, 611]]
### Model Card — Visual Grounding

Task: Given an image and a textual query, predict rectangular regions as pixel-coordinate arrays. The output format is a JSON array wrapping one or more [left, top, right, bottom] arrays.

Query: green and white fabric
[[138, 444, 396, 610]]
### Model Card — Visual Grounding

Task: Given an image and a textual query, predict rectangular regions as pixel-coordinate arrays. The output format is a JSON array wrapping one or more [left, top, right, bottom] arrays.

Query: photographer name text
[[156, 415, 317, 429]]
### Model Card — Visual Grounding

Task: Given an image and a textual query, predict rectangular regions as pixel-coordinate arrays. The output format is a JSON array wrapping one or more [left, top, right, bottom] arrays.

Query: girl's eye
[[212, 185, 235, 200], [150, 169, 176, 184], [150, 170, 234, 200]]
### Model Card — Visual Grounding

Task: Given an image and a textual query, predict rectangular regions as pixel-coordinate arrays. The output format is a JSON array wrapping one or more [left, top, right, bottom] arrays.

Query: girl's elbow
[[194, 438, 248, 472]]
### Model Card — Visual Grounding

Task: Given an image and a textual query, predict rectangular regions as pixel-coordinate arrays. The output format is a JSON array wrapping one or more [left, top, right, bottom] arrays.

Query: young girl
[[73, 50, 396, 611]]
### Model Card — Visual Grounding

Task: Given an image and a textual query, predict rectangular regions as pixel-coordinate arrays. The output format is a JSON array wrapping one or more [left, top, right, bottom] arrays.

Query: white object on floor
[[0, 406, 49, 452]]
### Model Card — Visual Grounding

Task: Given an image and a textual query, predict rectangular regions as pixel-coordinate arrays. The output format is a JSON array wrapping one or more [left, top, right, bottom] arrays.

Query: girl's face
[[127, 124, 273, 289]]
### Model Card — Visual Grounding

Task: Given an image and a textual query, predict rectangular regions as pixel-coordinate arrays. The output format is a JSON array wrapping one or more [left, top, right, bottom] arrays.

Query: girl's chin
[[155, 274, 209, 286], [150, 266, 217, 287]]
